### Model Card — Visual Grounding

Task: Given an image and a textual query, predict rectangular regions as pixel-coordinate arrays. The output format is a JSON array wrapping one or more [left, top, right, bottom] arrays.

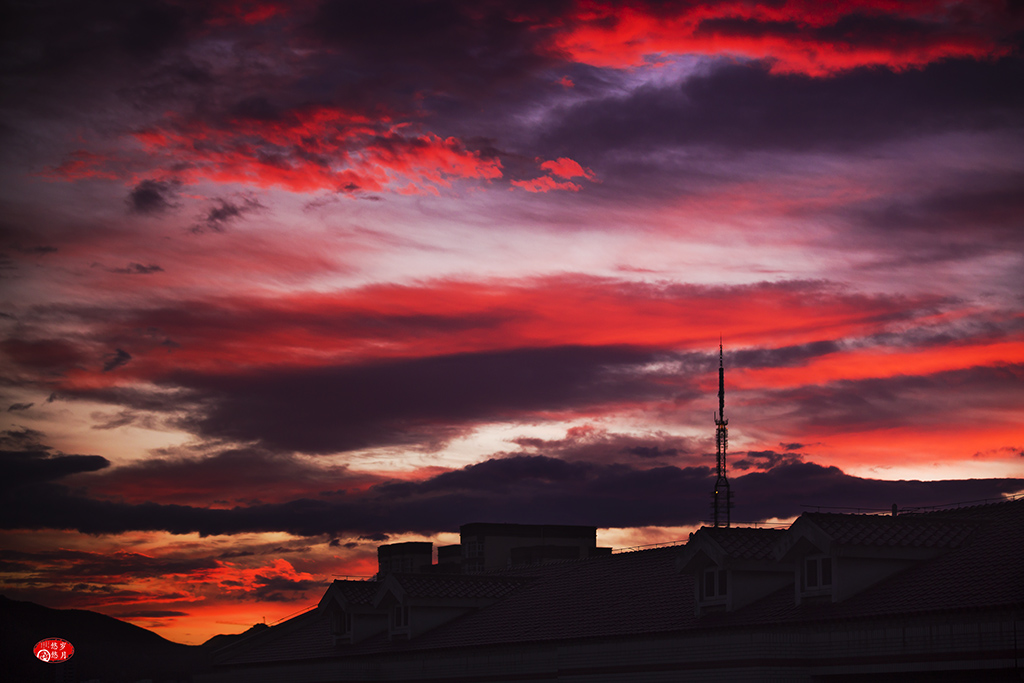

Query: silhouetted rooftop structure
[[200, 497, 1024, 682]]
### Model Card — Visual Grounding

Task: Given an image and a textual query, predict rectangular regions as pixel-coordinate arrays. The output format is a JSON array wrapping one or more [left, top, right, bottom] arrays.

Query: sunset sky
[[2, 0, 1022, 645]]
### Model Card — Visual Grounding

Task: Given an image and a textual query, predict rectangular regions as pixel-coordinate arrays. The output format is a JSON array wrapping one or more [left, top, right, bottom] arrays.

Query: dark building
[[376, 523, 610, 577], [376, 542, 433, 576], [459, 522, 609, 572], [200, 497, 1024, 682]]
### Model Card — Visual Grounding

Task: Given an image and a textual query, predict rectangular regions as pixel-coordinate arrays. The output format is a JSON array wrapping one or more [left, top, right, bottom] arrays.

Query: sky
[[1, 0, 1022, 645]]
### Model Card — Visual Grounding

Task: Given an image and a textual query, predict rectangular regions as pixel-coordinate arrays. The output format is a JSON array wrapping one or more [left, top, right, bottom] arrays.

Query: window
[[466, 539, 484, 558], [804, 556, 832, 590], [392, 604, 409, 629], [330, 609, 352, 640], [701, 568, 728, 599]]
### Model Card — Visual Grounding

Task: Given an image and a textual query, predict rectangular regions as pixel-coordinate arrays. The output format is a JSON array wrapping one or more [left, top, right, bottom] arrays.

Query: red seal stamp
[[33, 638, 74, 663]]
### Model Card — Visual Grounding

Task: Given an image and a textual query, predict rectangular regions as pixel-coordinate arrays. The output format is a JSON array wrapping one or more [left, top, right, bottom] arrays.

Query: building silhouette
[[198, 497, 1024, 682]]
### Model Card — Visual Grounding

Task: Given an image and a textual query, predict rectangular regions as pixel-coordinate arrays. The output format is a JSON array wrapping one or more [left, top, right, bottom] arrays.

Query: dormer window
[[701, 568, 728, 599], [392, 604, 409, 630], [329, 608, 352, 645], [803, 555, 832, 591]]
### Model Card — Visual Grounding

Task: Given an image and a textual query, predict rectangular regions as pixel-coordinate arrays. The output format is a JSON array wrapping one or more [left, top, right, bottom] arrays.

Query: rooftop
[[214, 498, 1024, 666]]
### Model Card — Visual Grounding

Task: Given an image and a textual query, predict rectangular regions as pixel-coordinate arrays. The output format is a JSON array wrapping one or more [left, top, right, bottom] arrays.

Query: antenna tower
[[712, 340, 732, 527]]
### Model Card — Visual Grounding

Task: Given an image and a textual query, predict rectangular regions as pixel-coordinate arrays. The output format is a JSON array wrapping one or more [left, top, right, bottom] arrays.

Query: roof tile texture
[[703, 526, 785, 560], [805, 512, 976, 548]]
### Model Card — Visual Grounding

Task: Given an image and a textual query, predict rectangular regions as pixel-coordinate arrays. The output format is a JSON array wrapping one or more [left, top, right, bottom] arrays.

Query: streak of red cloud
[[39, 151, 120, 181], [513, 156, 595, 192], [784, 424, 1024, 475], [205, 0, 296, 26], [511, 176, 582, 193], [130, 106, 501, 194], [540, 157, 595, 180], [733, 340, 1024, 393], [25, 277, 945, 388], [74, 450, 393, 507], [551, 1, 1020, 75]]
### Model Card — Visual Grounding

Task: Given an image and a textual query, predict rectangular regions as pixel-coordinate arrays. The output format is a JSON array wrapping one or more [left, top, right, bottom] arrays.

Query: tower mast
[[713, 340, 732, 527]]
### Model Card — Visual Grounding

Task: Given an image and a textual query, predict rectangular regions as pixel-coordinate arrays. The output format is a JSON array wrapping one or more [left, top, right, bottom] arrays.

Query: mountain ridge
[[0, 595, 243, 682]]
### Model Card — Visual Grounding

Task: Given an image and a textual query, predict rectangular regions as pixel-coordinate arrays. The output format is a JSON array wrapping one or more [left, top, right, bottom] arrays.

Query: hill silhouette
[[201, 621, 269, 650], [0, 595, 211, 682]]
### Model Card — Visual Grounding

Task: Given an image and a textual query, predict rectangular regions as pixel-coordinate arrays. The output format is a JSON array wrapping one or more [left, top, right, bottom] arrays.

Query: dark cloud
[[7, 402, 33, 412], [167, 345, 670, 453], [251, 575, 317, 602], [511, 428, 700, 465], [0, 0, 195, 79], [733, 449, 803, 472], [73, 446, 377, 506], [90, 410, 139, 430], [1, 452, 1020, 537], [0, 338, 88, 373], [734, 461, 1024, 520], [628, 445, 678, 459], [302, 0, 564, 106], [12, 244, 58, 255], [0, 427, 48, 450], [859, 315, 1024, 353], [0, 547, 217, 580], [730, 341, 841, 369], [0, 430, 109, 490], [110, 263, 164, 274], [768, 364, 1024, 432], [102, 348, 132, 372], [845, 172, 1024, 252], [542, 57, 1024, 157], [125, 179, 179, 215], [196, 196, 263, 232]]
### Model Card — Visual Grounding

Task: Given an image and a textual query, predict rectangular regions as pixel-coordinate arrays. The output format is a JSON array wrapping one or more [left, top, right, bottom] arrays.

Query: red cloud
[[35, 277, 948, 387], [206, 0, 295, 26], [513, 156, 595, 192], [130, 106, 501, 195], [511, 176, 582, 193], [551, 1, 1020, 75], [540, 157, 595, 180], [39, 151, 121, 181]]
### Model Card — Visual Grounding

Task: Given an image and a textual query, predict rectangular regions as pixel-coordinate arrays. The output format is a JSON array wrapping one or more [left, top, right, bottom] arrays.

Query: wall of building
[[201, 610, 1023, 682]]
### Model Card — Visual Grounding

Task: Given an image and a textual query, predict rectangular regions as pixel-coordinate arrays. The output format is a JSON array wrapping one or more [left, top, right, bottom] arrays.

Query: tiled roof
[[329, 579, 378, 605], [214, 498, 1024, 666], [411, 547, 695, 650], [702, 526, 785, 560], [213, 610, 335, 665], [832, 499, 1024, 617], [388, 573, 530, 600], [804, 512, 976, 548], [724, 499, 1024, 626]]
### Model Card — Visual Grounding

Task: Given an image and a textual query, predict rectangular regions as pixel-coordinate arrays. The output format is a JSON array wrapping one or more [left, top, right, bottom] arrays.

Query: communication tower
[[712, 341, 732, 527]]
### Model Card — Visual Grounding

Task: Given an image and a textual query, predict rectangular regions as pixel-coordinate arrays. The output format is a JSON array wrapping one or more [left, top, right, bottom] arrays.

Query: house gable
[[678, 526, 790, 616], [775, 512, 979, 604], [319, 579, 387, 644], [372, 573, 530, 640]]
